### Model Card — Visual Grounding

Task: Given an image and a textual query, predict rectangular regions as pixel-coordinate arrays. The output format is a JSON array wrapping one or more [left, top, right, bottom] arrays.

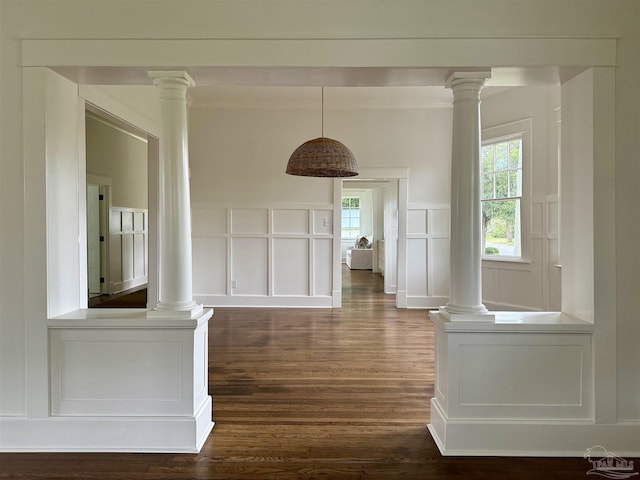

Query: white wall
[[560, 74, 594, 321], [86, 114, 148, 210]]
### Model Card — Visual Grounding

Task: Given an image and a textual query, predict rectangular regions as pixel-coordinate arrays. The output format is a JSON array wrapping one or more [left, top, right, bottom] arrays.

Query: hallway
[[0, 269, 599, 478]]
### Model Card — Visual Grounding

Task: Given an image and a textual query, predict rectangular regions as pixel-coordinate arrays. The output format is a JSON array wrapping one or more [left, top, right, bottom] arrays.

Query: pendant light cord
[[321, 86, 324, 138]]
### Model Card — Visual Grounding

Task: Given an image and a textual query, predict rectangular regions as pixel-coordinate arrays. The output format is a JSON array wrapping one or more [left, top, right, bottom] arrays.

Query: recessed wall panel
[[531, 202, 544, 235], [231, 208, 268, 234], [192, 207, 227, 236], [547, 201, 559, 235], [407, 238, 427, 296], [459, 344, 583, 406], [110, 235, 122, 285], [133, 233, 145, 278], [133, 211, 145, 232], [273, 238, 308, 296], [313, 238, 332, 296], [408, 210, 427, 235], [193, 237, 226, 295], [122, 211, 133, 233], [313, 210, 333, 235], [273, 209, 308, 234], [231, 237, 268, 295], [110, 211, 122, 233], [430, 210, 450, 235], [430, 238, 450, 297], [121, 234, 134, 282], [60, 340, 182, 401]]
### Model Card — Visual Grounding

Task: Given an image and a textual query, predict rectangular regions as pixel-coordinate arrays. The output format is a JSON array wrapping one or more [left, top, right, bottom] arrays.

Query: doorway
[[334, 168, 408, 308], [85, 106, 150, 308], [86, 180, 109, 298]]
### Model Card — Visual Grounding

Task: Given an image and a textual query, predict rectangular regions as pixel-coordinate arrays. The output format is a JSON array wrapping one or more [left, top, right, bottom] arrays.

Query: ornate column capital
[[446, 71, 491, 102], [148, 70, 195, 87], [445, 71, 491, 88]]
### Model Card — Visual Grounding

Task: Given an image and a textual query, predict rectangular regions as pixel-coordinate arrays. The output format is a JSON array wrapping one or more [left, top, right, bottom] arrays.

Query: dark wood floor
[[0, 267, 601, 478]]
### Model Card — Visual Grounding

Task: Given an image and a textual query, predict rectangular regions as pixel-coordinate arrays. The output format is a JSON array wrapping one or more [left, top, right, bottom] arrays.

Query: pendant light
[[286, 87, 359, 177]]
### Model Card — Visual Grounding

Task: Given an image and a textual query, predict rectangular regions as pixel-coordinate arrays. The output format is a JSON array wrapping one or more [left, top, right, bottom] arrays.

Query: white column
[[441, 72, 494, 322], [148, 71, 202, 318]]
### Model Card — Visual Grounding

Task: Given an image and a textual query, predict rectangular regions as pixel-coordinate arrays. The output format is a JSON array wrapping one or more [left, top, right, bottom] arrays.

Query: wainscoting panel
[[231, 237, 268, 296], [273, 209, 308, 234], [429, 237, 450, 298], [407, 238, 428, 297], [459, 342, 583, 408], [192, 207, 227, 236], [273, 238, 309, 296], [192, 237, 226, 296], [50, 328, 190, 416], [313, 210, 333, 235], [313, 238, 333, 297], [406, 204, 450, 308], [192, 204, 333, 307], [109, 207, 148, 294], [407, 209, 427, 235], [231, 208, 268, 234]]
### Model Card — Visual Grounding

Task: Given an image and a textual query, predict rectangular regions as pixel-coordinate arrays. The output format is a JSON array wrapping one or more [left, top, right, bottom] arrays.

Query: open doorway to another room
[[341, 179, 399, 302], [85, 106, 150, 309]]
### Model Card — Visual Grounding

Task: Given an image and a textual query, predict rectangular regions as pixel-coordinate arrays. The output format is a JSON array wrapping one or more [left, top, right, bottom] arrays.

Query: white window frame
[[481, 118, 532, 263]]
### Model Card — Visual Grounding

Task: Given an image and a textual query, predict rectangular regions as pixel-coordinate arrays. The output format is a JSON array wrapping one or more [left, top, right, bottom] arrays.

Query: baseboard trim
[[405, 296, 449, 309], [195, 294, 333, 308], [429, 398, 640, 457], [0, 396, 214, 453]]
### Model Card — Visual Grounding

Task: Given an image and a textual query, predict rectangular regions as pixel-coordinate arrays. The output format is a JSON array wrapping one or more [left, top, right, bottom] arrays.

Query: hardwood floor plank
[[0, 267, 630, 479]]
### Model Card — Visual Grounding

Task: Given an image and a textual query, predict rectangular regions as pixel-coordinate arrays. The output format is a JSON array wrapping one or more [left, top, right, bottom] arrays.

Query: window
[[341, 196, 360, 239], [481, 137, 523, 258]]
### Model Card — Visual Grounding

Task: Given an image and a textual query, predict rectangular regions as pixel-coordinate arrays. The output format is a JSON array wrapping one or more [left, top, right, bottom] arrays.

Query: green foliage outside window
[[481, 138, 522, 257]]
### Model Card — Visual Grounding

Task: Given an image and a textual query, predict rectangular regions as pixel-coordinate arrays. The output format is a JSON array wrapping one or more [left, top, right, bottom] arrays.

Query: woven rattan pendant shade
[[286, 137, 358, 177], [286, 88, 359, 178]]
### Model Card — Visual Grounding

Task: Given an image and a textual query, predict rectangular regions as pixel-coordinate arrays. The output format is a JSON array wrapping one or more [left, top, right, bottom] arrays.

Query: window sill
[[482, 256, 532, 271]]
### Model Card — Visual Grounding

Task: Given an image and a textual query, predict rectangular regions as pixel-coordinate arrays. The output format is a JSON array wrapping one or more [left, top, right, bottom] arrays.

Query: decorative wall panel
[[273, 209, 308, 234], [231, 208, 268, 234], [231, 237, 268, 296], [109, 207, 148, 294], [273, 238, 309, 296], [192, 237, 226, 296], [192, 204, 333, 307], [406, 205, 450, 308], [50, 328, 190, 416]]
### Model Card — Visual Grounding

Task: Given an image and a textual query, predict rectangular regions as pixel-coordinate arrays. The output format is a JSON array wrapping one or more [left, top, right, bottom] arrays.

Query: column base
[[149, 302, 204, 319], [439, 305, 495, 322]]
